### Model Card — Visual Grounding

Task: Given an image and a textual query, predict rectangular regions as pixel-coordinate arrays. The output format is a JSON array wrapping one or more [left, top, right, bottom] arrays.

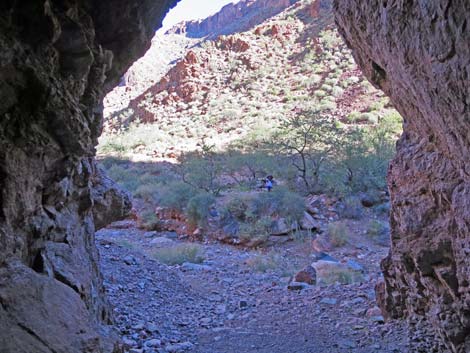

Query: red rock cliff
[[166, 0, 300, 38]]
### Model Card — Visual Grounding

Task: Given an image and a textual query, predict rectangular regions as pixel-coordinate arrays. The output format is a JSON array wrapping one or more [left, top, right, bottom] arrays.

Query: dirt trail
[[97, 225, 408, 353]]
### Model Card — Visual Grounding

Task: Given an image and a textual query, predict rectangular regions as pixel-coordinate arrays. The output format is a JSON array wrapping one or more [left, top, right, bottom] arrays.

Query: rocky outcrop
[[91, 166, 132, 231], [334, 1, 470, 351], [166, 0, 300, 38], [0, 0, 177, 352]]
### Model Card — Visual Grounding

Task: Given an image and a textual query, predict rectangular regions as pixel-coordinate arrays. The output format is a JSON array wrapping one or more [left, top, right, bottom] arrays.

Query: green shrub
[[239, 216, 273, 246], [327, 221, 349, 247], [321, 84, 333, 92], [366, 220, 389, 239], [152, 243, 205, 265], [135, 184, 160, 203], [332, 86, 344, 97], [186, 193, 216, 228], [246, 252, 280, 272], [107, 164, 141, 192], [359, 113, 379, 124], [319, 101, 337, 111], [226, 195, 251, 221], [347, 111, 361, 123], [138, 210, 160, 231], [339, 197, 363, 219], [158, 181, 198, 211], [251, 187, 306, 223], [317, 266, 363, 285]]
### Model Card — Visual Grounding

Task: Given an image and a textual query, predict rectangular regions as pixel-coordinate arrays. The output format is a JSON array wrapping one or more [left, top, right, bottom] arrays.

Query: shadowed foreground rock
[[0, 0, 177, 352], [334, 1, 470, 352]]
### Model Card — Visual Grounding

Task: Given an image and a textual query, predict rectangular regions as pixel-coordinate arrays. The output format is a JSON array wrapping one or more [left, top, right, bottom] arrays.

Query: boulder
[[300, 211, 320, 230], [270, 218, 296, 236], [91, 166, 132, 230], [294, 265, 317, 285]]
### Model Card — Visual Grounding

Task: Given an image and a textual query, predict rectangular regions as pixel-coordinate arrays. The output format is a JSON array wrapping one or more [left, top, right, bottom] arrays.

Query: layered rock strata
[[166, 0, 300, 38], [0, 0, 177, 352], [334, 1, 470, 352]]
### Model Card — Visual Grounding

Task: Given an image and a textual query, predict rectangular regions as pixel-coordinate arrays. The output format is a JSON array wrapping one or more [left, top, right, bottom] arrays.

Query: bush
[[359, 113, 379, 124], [158, 181, 198, 211], [332, 86, 344, 97], [339, 196, 363, 219], [134, 183, 160, 203], [251, 187, 306, 223], [152, 243, 205, 265], [138, 210, 160, 231], [186, 193, 216, 228], [226, 195, 251, 221], [317, 266, 363, 285], [246, 252, 280, 272], [327, 221, 349, 247], [366, 220, 389, 240], [347, 111, 361, 123], [239, 216, 273, 246], [107, 164, 141, 192]]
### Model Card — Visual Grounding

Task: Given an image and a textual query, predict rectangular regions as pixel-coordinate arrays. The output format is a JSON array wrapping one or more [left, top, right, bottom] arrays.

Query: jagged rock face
[[166, 0, 300, 38], [334, 1, 470, 352], [0, 0, 177, 352]]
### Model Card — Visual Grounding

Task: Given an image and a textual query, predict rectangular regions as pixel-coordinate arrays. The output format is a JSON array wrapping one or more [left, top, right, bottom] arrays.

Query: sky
[[161, 0, 235, 31]]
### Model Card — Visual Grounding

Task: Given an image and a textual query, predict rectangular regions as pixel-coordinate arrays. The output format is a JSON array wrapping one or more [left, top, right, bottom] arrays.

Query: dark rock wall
[[0, 1, 177, 352], [334, 1, 470, 352]]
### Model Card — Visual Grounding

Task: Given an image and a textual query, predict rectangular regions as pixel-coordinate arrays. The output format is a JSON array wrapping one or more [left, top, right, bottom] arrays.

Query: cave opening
[[2, 0, 466, 351], [94, 0, 406, 352]]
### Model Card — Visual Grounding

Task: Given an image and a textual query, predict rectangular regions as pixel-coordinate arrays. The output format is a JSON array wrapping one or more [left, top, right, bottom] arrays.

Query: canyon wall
[[166, 0, 300, 38], [334, 1, 470, 352], [0, 0, 177, 352]]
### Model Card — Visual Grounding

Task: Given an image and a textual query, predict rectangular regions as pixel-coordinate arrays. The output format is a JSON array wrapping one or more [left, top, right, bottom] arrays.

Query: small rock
[[351, 297, 365, 305], [129, 349, 143, 353], [123, 255, 135, 266], [200, 317, 212, 325], [215, 304, 226, 314], [320, 297, 338, 305], [146, 323, 159, 333], [339, 339, 357, 349], [165, 341, 194, 352], [181, 262, 212, 271], [239, 300, 248, 309], [287, 281, 311, 290], [146, 338, 162, 347], [346, 259, 364, 272], [371, 315, 385, 324], [150, 237, 175, 246], [132, 323, 145, 331], [366, 306, 382, 317], [144, 231, 158, 238], [123, 337, 137, 348]]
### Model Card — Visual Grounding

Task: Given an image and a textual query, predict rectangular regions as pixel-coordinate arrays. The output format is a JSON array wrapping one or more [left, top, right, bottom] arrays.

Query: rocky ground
[[97, 221, 409, 353]]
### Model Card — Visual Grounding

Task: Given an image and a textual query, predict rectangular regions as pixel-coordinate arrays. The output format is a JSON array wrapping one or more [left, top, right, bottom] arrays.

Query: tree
[[177, 142, 224, 196], [271, 110, 339, 193]]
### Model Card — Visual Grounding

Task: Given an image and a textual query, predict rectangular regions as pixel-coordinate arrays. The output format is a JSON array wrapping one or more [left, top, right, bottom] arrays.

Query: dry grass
[[152, 243, 205, 266]]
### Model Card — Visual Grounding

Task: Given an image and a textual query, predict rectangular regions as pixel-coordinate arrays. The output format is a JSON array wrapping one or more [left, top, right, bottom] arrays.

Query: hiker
[[265, 175, 274, 192]]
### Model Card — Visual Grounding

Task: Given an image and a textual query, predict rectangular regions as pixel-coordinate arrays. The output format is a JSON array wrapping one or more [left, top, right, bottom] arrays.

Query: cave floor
[[97, 223, 408, 353]]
